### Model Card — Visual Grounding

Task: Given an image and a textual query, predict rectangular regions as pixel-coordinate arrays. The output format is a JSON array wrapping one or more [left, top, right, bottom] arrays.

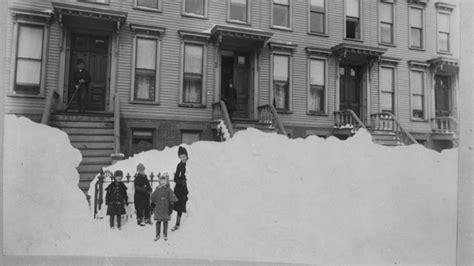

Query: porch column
[[109, 31, 119, 113], [335, 57, 340, 112]]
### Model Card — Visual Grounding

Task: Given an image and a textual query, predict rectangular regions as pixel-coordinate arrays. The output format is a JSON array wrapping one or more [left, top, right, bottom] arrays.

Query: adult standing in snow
[[150, 173, 178, 241], [134, 163, 152, 226], [105, 170, 128, 230], [171, 146, 189, 231]]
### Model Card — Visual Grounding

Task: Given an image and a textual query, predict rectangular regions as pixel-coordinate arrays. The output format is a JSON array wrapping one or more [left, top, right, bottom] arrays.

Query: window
[[181, 131, 200, 145], [272, 0, 290, 28], [229, 0, 248, 23], [380, 1, 394, 44], [308, 58, 326, 114], [410, 70, 425, 119], [345, 0, 360, 39], [14, 24, 45, 96], [184, 0, 206, 16], [272, 54, 290, 111], [309, 0, 325, 34], [131, 129, 154, 155], [410, 7, 423, 48], [438, 12, 450, 52], [78, 0, 109, 3], [133, 38, 158, 102], [380, 67, 395, 113], [183, 44, 204, 104], [135, 0, 160, 10]]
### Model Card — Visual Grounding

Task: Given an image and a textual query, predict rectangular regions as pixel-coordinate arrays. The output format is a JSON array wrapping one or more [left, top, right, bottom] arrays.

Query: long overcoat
[[134, 173, 151, 209], [173, 161, 189, 213], [105, 181, 128, 216], [150, 186, 178, 221]]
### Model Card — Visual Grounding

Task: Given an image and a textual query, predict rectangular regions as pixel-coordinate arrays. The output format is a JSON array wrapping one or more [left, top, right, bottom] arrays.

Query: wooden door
[[69, 34, 109, 112], [233, 53, 250, 119], [435, 75, 451, 117], [339, 65, 362, 117]]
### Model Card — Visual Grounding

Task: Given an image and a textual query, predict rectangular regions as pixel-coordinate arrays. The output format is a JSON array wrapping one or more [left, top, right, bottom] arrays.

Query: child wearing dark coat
[[105, 170, 128, 230], [151, 173, 178, 241], [134, 163, 152, 226], [171, 146, 189, 231]]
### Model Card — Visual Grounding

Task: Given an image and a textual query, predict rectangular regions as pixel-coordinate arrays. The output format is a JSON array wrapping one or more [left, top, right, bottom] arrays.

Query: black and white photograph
[[1, 0, 472, 265]]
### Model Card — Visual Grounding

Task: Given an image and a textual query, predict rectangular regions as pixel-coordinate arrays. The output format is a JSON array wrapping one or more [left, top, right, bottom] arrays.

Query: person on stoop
[[222, 78, 237, 122], [71, 59, 91, 113], [134, 163, 152, 226], [151, 173, 178, 241], [105, 170, 128, 230], [171, 146, 189, 231]]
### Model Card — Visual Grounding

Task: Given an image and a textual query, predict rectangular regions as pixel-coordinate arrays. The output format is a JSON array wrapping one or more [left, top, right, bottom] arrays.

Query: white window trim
[[436, 9, 452, 54], [182, 0, 208, 19], [408, 4, 426, 50], [307, 55, 329, 115], [10, 20, 50, 98], [270, 0, 292, 31], [130, 34, 162, 104], [409, 68, 429, 121], [343, 0, 363, 41], [378, 64, 398, 114], [133, 0, 162, 12], [179, 41, 208, 107], [227, 0, 251, 25], [270, 51, 293, 113], [307, 0, 328, 36], [378, 0, 396, 46]]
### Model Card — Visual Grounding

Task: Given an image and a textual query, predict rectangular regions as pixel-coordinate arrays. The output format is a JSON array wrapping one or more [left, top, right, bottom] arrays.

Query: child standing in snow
[[134, 163, 152, 226], [151, 173, 178, 241], [171, 146, 189, 231], [105, 170, 128, 230]]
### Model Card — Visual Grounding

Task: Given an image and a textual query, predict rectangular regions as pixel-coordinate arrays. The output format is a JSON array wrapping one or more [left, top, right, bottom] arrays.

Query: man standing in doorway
[[222, 78, 237, 122], [71, 59, 91, 113]]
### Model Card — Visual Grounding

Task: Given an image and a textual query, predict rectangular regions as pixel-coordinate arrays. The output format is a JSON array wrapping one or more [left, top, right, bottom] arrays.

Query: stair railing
[[370, 112, 418, 145], [212, 101, 235, 137], [333, 109, 367, 132], [257, 104, 288, 136], [41, 89, 60, 125], [431, 116, 458, 134]]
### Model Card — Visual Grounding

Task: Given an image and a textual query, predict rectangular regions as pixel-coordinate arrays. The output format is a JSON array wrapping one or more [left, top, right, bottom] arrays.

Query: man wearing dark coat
[[71, 59, 91, 113], [134, 163, 152, 226], [105, 170, 128, 230], [171, 146, 189, 231]]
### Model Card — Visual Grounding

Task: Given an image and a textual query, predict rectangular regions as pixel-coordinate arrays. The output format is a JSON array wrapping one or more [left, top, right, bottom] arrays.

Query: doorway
[[434, 75, 451, 117], [68, 33, 109, 112], [339, 64, 362, 117], [220, 51, 251, 119]]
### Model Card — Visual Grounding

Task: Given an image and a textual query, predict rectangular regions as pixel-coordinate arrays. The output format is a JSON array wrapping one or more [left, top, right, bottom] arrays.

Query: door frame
[[433, 74, 454, 117], [338, 63, 366, 120]]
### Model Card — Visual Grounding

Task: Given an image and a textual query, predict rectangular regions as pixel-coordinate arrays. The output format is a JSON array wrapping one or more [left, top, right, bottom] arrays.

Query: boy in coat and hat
[[151, 173, 178, 241], [171, 146, 189, 231], [105, 170, 128, 230], [134, 163, 152, 226], [71, 59, 91, 113]]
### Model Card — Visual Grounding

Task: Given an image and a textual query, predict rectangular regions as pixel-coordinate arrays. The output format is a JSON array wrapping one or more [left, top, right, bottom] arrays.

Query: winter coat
[[105, 181, 128, 216], [150, 185, 178, 221], [134, 173, 152, 209], [71, 69, 91, 90], [173, 161, 189, 213]]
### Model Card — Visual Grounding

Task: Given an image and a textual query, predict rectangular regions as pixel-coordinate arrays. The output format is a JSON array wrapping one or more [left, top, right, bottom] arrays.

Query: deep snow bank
[[4, 115, 458, 264]]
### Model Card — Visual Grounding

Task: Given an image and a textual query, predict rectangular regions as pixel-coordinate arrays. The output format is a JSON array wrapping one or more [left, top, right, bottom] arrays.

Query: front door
[[68, 33, 109, 112], [221, 52, 250, 119], [339, 65, 362, 117], [434, 75, 451, 117]]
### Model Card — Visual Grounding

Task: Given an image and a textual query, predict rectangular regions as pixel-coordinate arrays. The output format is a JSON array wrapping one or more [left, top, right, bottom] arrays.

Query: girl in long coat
[[134, 163, 152, 226], [105, 170, 128, 230], [172, 146, 189, 231], [150, 173, 178, 241]]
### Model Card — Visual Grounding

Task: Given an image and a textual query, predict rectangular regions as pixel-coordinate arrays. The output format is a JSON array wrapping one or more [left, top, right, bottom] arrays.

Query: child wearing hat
[[150, 173, 178, 241], [171, 146, 189, 231], [134, 163, 152, 226], [105, 170, 128, 230]]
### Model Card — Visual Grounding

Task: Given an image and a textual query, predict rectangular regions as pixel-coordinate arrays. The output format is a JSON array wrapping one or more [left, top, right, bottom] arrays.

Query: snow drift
[[4, 115, 458, 264]]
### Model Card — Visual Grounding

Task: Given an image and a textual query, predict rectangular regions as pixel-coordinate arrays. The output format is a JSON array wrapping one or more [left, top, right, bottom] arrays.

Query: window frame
[[436, 9, 452, 54], [133, 0, 162, 12], [378, 0, 396, 46], [379, 64, 397, 114], [307, 0, 328, 36], [270, 51, 293, 113], [130, 128, 155, 156], [179, 41, 208, 107], [78, 0, 110, 5], [344, 0, 363, 41], [227, 0, 251, 25], [408, 5, 425, 50], [182, 0, 208, 19], [271, 0, 292, 31], [307, 55, 328, 115], [409, 68, 428, 121], [10, 19, 50, 98], [180, 130, 202, 145]]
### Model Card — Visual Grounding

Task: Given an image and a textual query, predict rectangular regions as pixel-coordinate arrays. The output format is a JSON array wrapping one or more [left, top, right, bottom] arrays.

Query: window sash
[[346, 0, 360, 18], [137, 0, 159, 9], [410, 7, 423, 28], [380, 67, 394, 93], [380, 2, 393, 23], [273, 55, 289, 81], [346, 17, 360, 39], [273, 81, 289, 110], [136, 38, 157, 70], [310, 0, 324, 12], [381, 92, 394, 112], [183, 73, 202, 103], [230, 0, 248, 22], [184, 44, 203, 75], [412, 94, 424, 118], [410, 27, 422, 47], [185, 0, 205, 15], [134, 69, 156, 101], [380, 22, 393, 43], [310, 11, 325, 33], [273, 2, 290, 27], [438, 32, 450, 51], [310, 59, 325, 86], [309, 85, 325, 112]]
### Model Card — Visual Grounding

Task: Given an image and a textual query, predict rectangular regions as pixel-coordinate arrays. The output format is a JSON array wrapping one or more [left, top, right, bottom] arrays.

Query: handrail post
[[111, 92, 124, 163], [41, 90, 59, 125]]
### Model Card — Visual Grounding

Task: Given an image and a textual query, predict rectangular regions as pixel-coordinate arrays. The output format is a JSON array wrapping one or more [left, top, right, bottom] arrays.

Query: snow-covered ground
[[4, 115, 458, 264]]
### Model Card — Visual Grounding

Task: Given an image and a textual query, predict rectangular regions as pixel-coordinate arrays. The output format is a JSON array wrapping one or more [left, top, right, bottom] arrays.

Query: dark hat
[[76, 59, 85, 65], [137, 163, 145, 171], [178, 146, 188, 157], [114, 170, 123, 177]]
